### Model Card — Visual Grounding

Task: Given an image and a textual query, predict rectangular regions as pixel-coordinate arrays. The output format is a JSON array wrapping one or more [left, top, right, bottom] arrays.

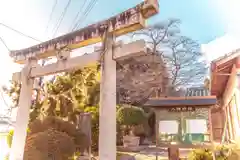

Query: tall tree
[[3, 64, 101, 123], [2, 81, 21, 108], [117, 52, 167, 105], [132, 18, 207, 92], [39, 64, 100, 122]]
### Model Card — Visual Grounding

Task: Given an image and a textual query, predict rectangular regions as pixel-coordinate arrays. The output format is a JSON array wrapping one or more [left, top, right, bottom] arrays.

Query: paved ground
[[117, 148, 191, 160]]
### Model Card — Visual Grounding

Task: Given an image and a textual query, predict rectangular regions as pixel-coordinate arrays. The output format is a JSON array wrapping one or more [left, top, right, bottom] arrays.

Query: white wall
[[186, 119, 207, 133], [159, 120, 178, 134]]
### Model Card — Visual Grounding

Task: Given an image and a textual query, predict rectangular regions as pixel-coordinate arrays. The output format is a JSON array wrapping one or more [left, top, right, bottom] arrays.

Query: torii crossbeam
[[9, 1, 159, 160]]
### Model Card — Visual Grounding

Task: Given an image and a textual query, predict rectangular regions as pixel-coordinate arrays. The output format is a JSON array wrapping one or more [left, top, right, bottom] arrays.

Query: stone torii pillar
[[99, 32, 116, 160], [9, 58, 36, 160]]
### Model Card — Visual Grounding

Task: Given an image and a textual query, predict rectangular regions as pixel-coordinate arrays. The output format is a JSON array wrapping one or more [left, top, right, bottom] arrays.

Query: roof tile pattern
[[185, 87, 209, 97]]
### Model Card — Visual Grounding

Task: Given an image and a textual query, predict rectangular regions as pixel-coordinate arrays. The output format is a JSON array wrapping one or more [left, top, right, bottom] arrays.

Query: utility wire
[[68, 0, 87, 32], [0, 23, 42, 42], [72, 0, 98, 31], [45, 0, 58, 33], [0, 36, 10, 51], [79, 0, 98, 28], [52, 0, 72, 37], [72, 0, 97, 31]]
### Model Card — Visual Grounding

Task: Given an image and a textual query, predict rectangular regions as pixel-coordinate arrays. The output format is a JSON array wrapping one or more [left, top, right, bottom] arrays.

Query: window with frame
[[186, 119, 207, 134], [159, 120, 178, 134]]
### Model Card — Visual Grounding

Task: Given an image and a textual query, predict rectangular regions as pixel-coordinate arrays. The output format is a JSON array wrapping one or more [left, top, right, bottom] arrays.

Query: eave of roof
[[211, 48, 240, 67], [210, 49, 240, 96], [144, 96, 216, 107], [185, 87, 209, 97]]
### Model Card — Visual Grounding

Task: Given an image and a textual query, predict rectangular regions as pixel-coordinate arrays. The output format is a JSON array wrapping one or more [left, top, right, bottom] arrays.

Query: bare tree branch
[[131, 18, 207, 95]]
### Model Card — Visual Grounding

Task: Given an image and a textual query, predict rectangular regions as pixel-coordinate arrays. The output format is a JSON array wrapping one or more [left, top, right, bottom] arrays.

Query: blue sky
[[0, 0, 230, 51], [43, 0, 226, 44]]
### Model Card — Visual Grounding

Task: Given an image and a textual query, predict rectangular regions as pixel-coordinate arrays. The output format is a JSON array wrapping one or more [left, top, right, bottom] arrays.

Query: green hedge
[[117, 106, 146, 126]]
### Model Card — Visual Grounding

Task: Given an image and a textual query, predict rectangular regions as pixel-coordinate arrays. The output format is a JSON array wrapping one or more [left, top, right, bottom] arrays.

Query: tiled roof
[[212, 48, 240, 64], [185, 87, 209, 97]]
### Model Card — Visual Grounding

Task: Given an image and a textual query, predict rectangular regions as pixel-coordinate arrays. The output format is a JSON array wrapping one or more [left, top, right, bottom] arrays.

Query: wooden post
[[155, 109, 159, 146], [208, 108, 214, 143], [168, 146, 179, 160], [99, 32, 117, 160], [221, 108, 228, 143], [9, 58, 36, 160]]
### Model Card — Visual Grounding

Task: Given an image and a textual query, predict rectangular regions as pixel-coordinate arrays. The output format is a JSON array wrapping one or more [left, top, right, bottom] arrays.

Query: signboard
[[9, 0, 159, 64], [168, 106, 196, 112]]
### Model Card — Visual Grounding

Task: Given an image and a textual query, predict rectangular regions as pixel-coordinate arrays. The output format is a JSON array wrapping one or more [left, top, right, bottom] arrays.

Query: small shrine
[[144, 87, 216, 148]]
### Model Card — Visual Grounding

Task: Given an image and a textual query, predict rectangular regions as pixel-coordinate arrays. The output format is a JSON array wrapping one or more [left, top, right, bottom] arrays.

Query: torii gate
[[9, 1, 159, 159]]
